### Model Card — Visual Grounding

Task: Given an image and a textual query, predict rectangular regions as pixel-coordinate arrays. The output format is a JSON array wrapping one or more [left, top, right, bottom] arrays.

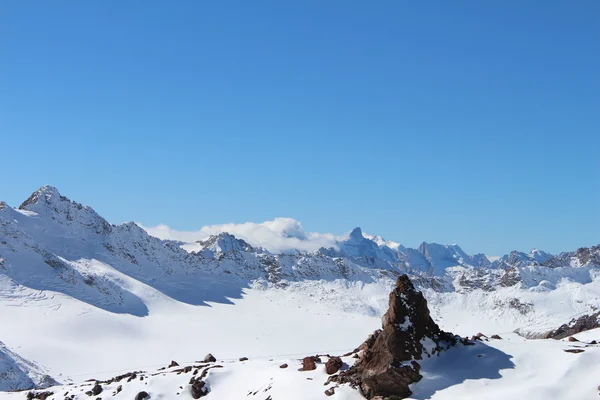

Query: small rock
[[325, 357, 343, 375], [169, 360, 180, 368], [203, 353, 216, 363], [568, 336, 579, 342], [116, 385, 122, 393], [490, 334, 503, 340], [324, 387, 335, 396], [239, 357, 248, 362], [590, 340, 597, 344], [279, 363, 288, 369], [564, 349, 585, 353], [135, 391, 149, 400]]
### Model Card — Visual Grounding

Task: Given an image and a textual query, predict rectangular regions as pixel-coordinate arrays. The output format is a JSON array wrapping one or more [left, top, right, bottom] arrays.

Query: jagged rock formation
[[331, 275, 457, 399], [544, 312, 600, 340]]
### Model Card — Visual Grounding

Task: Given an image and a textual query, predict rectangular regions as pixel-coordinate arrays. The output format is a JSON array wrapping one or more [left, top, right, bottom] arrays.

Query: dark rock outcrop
[[168, 360, 179, 368], [544, 312, 600, 340], [203, 353, 216, 363], [330, 274, 457, 399]]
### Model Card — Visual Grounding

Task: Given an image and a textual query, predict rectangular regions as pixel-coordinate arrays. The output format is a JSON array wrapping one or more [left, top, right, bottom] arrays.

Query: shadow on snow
[[409, 341, 515, 399]]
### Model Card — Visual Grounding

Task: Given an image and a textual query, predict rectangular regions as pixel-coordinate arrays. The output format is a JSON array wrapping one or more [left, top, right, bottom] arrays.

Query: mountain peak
[[349, 227, 363, 239], [19, 185, 65, 210], [197, 232, 254, 254]]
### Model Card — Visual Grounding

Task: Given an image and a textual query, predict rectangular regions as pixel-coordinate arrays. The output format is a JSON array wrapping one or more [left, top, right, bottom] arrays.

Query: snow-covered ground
[[2, 186, 600, 399], [2, 332, 600, 400]]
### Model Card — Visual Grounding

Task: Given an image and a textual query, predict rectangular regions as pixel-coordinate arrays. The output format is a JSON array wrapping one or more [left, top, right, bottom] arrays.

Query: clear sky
[[0, 1, 598, 255]]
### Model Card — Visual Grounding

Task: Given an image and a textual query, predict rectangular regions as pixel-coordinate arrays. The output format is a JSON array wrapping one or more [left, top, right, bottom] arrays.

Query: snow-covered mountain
[[1, 186, 599, 317], [0, 341, 57, 391], [1, 185, 600, 399]]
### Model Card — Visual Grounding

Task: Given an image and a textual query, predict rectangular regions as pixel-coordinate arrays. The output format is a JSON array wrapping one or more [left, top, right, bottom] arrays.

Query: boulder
[[279, 363, 288, 369], [91, 384, 102, 396], [568, 336, 579, 342], [239, 357, 248, 362], [301, 356, 317, 371], [169, 360, 179, 368], [203, 353, 217, 363], [325, 357, 343, 375], [490, 334, 503, 340]]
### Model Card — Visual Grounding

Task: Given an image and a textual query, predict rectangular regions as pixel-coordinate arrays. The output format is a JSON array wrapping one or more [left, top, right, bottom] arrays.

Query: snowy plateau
[[1, 185, 600, 399]]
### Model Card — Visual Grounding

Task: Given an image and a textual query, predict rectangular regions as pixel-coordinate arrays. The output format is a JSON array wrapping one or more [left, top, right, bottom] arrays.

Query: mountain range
[[1, 185, 599, 395]]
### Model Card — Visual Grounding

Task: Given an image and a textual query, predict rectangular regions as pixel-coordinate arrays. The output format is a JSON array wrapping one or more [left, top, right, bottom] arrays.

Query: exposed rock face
[[332, 274, 457, 399], [203, 354, 216, 363], [544, 312, 600, 340]]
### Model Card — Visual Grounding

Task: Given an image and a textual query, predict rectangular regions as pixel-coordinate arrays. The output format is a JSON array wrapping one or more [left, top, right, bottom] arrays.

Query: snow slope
[[3, 333, 600, 400]]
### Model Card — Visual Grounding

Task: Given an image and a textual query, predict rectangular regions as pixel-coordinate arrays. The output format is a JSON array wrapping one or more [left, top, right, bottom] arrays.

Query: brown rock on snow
[[168, 360, 179, 368], [325, 357, 343, 375], [490, 334, 503, 340], [239, 357, 248, 362], [203, 353, 217, 363], [324, 387, 336, 396], [568, 336, 579, 342], [329, 274, 457, 399], [280, 363, 288, 369], [301, 356, 318, 371]]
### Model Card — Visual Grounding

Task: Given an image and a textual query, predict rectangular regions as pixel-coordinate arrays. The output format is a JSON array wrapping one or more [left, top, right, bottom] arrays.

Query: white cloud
[[139, 217, 344, 253]]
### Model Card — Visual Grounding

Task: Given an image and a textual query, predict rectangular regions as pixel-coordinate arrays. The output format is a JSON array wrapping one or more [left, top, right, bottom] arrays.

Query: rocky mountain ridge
[[1, 187, 598, 297]]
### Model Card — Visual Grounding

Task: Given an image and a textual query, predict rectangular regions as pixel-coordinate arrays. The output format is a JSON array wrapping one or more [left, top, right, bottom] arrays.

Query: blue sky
[[0, 1, 598, 255]]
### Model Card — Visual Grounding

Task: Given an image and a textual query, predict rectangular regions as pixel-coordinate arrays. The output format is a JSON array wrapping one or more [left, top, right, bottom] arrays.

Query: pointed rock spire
[[349, 227, 363, 239], [331, 274, 457, 399]]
